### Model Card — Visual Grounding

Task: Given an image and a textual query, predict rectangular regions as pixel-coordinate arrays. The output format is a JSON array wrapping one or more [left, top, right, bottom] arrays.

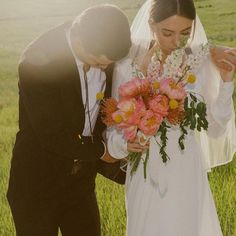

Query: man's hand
[[210, 46, 236, 72]]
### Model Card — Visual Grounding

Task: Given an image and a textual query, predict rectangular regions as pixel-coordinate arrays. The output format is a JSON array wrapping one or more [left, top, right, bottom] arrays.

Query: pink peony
[[139, 110, 163, 136], [160, 78, 187, 100], [118, 77, 151, 98], [114, 97, 146, 125], [148, 94, 169, 117], [123, 125, 138, 141], [140, 79, 151, 95]]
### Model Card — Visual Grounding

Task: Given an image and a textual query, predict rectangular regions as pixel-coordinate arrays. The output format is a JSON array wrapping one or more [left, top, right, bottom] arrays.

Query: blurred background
[[0, 0, 235, 235]]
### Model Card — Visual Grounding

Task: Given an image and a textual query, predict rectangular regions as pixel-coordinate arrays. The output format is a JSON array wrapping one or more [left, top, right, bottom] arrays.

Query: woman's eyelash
[[181, 32, 191, 35], [163, 32, 172, 36], [162, 32, 190, 37]]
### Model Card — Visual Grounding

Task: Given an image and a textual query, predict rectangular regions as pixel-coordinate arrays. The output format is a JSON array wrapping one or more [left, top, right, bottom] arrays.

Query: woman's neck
[[139, 43, 166, 75]]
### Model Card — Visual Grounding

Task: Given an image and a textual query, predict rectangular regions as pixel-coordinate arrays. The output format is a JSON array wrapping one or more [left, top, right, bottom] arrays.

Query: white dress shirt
[[66, 29, 106, 136]]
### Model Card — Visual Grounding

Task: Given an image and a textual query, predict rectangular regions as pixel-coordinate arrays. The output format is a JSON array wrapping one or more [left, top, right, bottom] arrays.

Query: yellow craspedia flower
[[169, 99, 179, 109], [153, 81, 160, 90], [187, 74, 196, 84], [114, 114, 123, 123], [96, 92, 104, 101]]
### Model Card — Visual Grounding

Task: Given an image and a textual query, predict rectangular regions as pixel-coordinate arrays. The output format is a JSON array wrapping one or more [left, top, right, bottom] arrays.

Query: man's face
[[72, 38, 114, 70], [85, 54, 113, 70]]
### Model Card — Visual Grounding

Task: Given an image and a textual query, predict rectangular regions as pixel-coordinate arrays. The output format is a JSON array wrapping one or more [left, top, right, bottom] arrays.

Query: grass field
[[0, 0, 235, 235]]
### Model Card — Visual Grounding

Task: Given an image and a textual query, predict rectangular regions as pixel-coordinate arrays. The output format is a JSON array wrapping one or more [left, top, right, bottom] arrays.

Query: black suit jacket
[[10, 22, 125, 195]]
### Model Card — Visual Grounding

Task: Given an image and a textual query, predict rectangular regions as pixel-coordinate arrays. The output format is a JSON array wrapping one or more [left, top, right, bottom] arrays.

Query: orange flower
[[167, 101, 185, 125], [100, 98, 118, 126]]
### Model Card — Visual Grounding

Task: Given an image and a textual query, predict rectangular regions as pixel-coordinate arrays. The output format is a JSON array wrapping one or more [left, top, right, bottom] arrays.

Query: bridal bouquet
[[101, 44, 209, 178]]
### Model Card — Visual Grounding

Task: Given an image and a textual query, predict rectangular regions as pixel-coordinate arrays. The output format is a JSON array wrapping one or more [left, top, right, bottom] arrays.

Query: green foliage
[[129, 152, 142, 176], [129, 148, 149, 179], [158, 121, 170, 163], [0, 0, 235, 235], [179, 93, 208, 150]]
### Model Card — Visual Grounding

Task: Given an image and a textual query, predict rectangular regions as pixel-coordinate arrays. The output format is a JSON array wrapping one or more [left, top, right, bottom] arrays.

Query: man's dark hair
[[70, 4, 132, 61]]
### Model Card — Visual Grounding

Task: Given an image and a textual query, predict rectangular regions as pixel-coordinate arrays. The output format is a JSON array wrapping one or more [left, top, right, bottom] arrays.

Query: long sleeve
[[195, 56, 235, 139], [194, 56, 236, 169], [206, 80, 234, 138], [107, 58, 133, 158], [107, 127, 129, 159]]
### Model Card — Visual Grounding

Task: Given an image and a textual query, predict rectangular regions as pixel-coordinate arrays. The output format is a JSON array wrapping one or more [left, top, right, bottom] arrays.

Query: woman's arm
[[200, 56, 235, 138]]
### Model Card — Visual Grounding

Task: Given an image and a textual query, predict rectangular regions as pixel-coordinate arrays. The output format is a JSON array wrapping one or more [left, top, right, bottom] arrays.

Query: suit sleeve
[[18, 57, 105, 161]]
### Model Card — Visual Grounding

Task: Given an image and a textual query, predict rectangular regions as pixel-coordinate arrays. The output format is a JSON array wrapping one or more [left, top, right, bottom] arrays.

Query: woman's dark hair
[[150, 0, 196, 23], [70, 4, 132, 61]]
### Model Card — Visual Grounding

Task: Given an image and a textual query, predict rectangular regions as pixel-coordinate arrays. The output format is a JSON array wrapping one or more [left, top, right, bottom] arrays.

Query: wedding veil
[[112, 0, 236, 170]]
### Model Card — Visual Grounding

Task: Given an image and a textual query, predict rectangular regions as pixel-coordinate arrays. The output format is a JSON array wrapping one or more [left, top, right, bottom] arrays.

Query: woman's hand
[[217, 59, 235, 82], [210, 46, 235, 82], [210, 46, 236, 72], [127, 138, 149, 153]]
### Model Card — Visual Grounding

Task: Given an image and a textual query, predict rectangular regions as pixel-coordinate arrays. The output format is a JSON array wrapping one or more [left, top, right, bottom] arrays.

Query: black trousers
[[7, 157, 101, 236], [8, 191, 100, 236]]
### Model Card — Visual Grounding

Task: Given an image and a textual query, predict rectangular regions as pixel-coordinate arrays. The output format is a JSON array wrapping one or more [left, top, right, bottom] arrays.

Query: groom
[[7, 4, 131, 236]]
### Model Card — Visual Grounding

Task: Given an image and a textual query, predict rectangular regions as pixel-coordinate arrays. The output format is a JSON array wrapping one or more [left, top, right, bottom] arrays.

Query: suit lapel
[[56, 23, 86, 131]]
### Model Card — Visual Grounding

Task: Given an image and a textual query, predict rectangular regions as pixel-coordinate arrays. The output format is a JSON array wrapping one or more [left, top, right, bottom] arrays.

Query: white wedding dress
[[107, 1, 235, 235], [107, 55, 235, 236]]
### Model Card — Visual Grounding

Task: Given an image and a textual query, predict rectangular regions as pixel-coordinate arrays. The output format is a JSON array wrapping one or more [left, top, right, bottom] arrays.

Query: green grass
[[0, 0, 235, 235]]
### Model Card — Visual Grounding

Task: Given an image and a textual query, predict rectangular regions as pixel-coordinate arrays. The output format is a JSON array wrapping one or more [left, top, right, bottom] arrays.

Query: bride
[[106, 0, 235, 235]]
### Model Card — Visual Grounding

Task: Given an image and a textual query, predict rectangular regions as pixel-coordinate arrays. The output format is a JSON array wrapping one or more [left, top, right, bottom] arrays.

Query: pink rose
[[148, 94, 169, 117], [139, 110, 163, 136], [160, 78, 187, 100]]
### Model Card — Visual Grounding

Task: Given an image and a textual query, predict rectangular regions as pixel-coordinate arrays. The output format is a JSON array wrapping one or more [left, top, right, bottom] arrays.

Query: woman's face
[[151, 15, 193, 56]]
